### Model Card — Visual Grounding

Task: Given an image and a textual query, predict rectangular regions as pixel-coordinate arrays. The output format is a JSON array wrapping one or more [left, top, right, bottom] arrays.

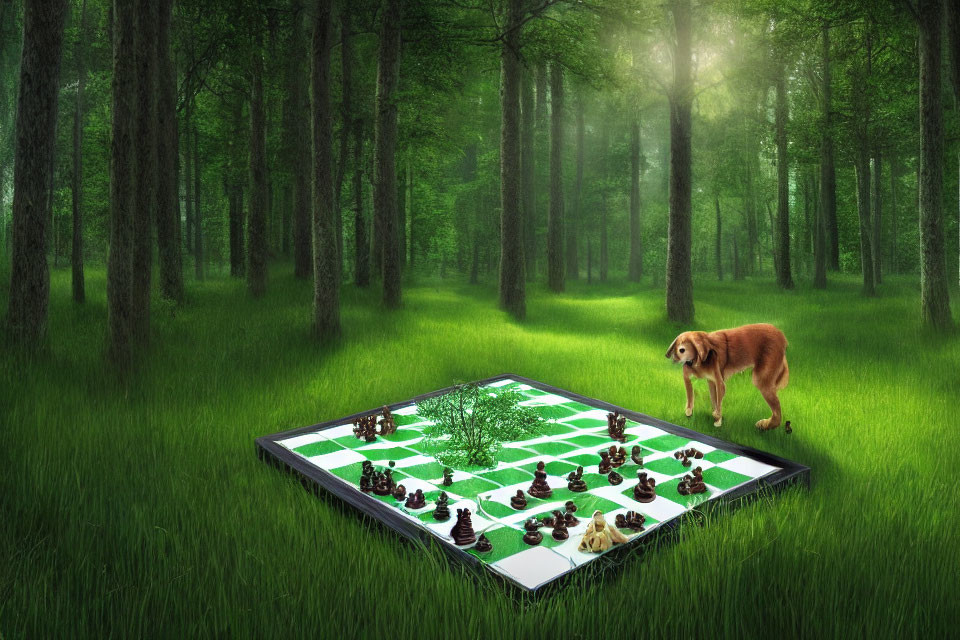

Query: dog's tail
[[775, 357, 789, 390]]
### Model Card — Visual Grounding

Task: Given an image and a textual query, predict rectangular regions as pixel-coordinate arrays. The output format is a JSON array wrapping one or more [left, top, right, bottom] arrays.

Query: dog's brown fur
[[665, 323, 789, 430]]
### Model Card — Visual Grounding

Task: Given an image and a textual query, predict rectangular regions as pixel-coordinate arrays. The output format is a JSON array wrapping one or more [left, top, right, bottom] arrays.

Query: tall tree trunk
[[353, 117, 368, 286], [917, 0, 952, 328], [106, 0, 134, 364], [744, 147, 757, 275], [374, 0, 402, 308], [521, 66, 536, 280], [193, 124, 202, 280], [666, 0, 694, 323], [566, 92, 583, 280], [336, 5, 352, 280], [71, 0, 88, 304], [871, 147, 882, 285], [733, 234, 743, 280], [156, 0, 182, 301], [947, 0, 960, 288], [774, 61, 794, 289], [813, 167, 827, 288], [535, 61, 548, 277], [889, 151, 898, 275], [854, 146, 875, 296], [715, 195, 723, 280], [498, 0, 525, 318], [821, 24, 839, 271], [289, 9, 310, 280], [229, 187, 244, 277], [7, 0, 66, 347], [312, 0, 340, 337], [131, 0, 157, 343], [767, 201, 778, 277], [183, 92, 193, 255], [547, 62, 564, 292], [600, 124, 608, 282], [248, 31, 268, 297], [628, 115, 642, 281], [397, 156, 406, 270]]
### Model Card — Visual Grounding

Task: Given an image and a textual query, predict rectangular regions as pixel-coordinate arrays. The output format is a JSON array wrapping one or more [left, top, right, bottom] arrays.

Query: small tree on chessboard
[[417, 383, 546, 467]]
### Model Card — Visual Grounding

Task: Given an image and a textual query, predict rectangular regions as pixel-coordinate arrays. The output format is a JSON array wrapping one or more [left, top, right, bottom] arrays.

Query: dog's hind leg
[[756, 387, 782, 430], [775, 356, 789, 389]]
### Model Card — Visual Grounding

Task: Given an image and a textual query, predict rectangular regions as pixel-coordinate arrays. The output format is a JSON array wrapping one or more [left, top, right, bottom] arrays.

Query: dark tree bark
[[71, 0, 88, 304], [666, 0, 694, 323], [535, 61, 547, 276], [774, 61, 794, 290], [600, 124, 608, 282], [335, 4, 352, 280], [547, 62, 564, 292], [183, 91, 193, 255], [7, 0, 66, 346], [566, 92, 583, 280], [733, 235, 743, 280], [917, 0, 952, 328], [521, 66, 536, 280], [229, 187, 244, 278], [889, 151, 898, 275], [871, 148, 882, 285], [131, 0, 157, 343], [947, 0, 960, 288], [628, 116, 642, 281], [156, 0, 182, 301], [821, 24, 839, 271], [287, 8, 311, 280], [312, 0, 340, 337], [744, 147, 757, 274], [106, 0, 135, 364], [374, 0, 402, 308], [353, 117, 369, 286], [498, 0, 525, 318], [715, 195, 723, 281], [854, 147, 875, 296], [248, 31, 268, 297], [193, 124, 202, 280], [397, 158, 407, 270], [813, 168, 827, 288]]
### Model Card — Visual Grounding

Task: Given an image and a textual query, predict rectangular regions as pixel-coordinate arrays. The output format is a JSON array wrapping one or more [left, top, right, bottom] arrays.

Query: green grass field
[[2, 265, 959, 637]]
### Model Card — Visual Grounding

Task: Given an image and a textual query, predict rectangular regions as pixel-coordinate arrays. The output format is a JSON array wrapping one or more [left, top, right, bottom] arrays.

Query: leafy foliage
[[417, 383, 545, 467]]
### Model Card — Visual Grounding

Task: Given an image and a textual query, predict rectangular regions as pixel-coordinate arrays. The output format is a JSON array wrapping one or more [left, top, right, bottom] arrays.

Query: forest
[[1, 0, 958, 350], [2, 0, 959, 636]]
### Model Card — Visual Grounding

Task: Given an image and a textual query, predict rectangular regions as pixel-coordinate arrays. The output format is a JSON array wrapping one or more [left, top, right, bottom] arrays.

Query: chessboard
[[256, 374, 809, 592]]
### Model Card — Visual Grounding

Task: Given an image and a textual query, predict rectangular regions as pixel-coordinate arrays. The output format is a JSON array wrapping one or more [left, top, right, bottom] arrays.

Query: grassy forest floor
[[2, 264, 959, 638]]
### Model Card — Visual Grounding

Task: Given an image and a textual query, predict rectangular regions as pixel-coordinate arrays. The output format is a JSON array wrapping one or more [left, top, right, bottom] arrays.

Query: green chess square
[[292, 439, 344, 457], [477, 497, 522, 520], [564, 452, 602, 468], [477, 467, 534, 487], [465, 525, 531, 564], [521, 459, 579, 477], [359, 446, 421, 461], [563, 434, 612, 449], [642, 477, 712, 509], [398, 461, 446, 481], [444, 476, 501, 499], [494, 447, 539, 463], [535, 405, 582, 421], [333, 435, 370, 449], [393, 413, 426, 426], [639, 434, 690, 452], [379, 429, 423, 442], [527, 441, 580, 457], [643, 455, 699, 477], [562, 417, 607, 430], [701, 465, 751, 490], [703, 449, 737, 464]]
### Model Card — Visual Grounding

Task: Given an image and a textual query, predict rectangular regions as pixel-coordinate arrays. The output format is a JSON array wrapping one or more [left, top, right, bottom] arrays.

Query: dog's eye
[[679, 348, 685, 354]]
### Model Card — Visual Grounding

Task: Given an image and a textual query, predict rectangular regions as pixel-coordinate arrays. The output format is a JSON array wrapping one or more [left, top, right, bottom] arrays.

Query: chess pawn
[[630, 446, 643, 466], [510, 490, 527, 510], [522, 519, 543, 545], [564, 501, 579, 527], [391, 484, 407, 501], [598, 451, 612, 475]]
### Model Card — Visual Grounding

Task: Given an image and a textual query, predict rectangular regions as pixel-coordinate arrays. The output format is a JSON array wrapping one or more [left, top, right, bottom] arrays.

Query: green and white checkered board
[[276, 378, 781, 590]]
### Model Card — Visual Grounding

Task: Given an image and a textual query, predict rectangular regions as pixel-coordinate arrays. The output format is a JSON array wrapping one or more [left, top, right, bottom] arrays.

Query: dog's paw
[[713, 417, 722, 428], [685, 406, 693, 418], [755, 418, 779, 431]]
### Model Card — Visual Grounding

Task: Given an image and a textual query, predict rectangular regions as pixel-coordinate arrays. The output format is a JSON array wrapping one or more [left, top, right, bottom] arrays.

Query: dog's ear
[[665, 335, 681, 359], [689, 332, 715, 365]]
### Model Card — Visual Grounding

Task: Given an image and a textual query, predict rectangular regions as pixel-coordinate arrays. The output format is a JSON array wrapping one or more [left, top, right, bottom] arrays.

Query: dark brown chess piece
[[372, 471, 392, 496], [377, 406, 397, 435], [359, 461, 374, 493], [391, 484, 407, 501], [432, 492, 451, 520], [442, 467, 454, 487], [608, 471, 623, 485], [633, 472, 657, 503], [522, 518, 543, 545], [606, 412, 626, 443], [567, 466, 588, 492], [552, 516, 569, 541], [542, 510, 564, 528], [611, 447, 627, 468], [631, 446, 643, 466], [474, 533, 493, 553], [527, 461, 552, 499], [353, 414, 379, 442], [404, 489, 426, 509], [615, 513, 628, 529], [784, 421, 792, 434], [598, 450, 612, 475], [678, 466, 707, 496], [675, 449, 692, 467], [623, 511, 645, 531], [510, 490, 527, 510], [450, 508, 477, 545], [564, 501, 579, 527], [384, 469, 397, 491]]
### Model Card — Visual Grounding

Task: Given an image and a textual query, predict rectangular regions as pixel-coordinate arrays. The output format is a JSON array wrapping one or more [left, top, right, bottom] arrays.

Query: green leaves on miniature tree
[[417, 384, 546, 468]]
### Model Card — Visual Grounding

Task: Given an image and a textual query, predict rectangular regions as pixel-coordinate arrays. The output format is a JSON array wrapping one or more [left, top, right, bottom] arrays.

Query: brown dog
[[665, 323, 789, 430]]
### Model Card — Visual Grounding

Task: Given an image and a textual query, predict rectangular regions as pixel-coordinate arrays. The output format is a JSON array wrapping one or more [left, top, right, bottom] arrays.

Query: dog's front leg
[[683, 368, 694, 417], [712, 379, 726, 427]]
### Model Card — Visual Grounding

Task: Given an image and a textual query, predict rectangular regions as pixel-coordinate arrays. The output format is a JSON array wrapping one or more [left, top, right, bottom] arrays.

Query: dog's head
[[666, 331, 715, 367]]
